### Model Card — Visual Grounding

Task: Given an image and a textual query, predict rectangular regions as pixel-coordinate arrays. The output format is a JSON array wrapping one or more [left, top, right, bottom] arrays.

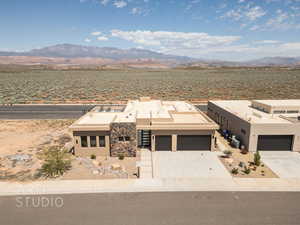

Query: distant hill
[[244, 57, 300, 66], [0, 44, 300, 68], [181, 57, 300, 68], [0, 44, 194, 65]]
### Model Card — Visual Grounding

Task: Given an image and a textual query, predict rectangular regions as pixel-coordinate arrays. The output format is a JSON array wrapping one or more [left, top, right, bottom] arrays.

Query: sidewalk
[[1, 178, 300, 196]]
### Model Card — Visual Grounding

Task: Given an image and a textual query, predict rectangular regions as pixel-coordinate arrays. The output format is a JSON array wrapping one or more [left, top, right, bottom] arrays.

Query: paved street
[[0, 104, 207, 119], [1, 192, 300, 225], [0, 104, 95, 119]]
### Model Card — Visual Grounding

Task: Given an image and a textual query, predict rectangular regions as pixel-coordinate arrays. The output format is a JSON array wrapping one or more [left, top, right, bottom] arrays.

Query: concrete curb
[[1, 178, 300, 196]]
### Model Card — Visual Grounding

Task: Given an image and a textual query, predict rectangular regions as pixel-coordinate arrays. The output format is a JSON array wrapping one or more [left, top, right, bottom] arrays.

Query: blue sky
[[1, 0, 300, 60]]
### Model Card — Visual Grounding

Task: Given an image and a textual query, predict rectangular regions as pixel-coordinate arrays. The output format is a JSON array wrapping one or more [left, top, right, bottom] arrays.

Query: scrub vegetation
[[0, 67, 299, 104]]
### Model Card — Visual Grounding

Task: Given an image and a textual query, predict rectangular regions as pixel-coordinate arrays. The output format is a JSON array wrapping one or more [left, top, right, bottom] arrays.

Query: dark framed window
[[81, 136, 88, 147], [118, 136, 130, 142], [99, 136, 105, 147], [287, 110, 299, 114], [274, 110, 286, 114], [125, 136, 130, 141], [90, 136, 97, 147]]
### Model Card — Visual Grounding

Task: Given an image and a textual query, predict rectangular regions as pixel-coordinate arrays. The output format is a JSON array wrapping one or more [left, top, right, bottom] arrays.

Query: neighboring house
[[69, 97, 219, 157], [207, 99, 300, 152]]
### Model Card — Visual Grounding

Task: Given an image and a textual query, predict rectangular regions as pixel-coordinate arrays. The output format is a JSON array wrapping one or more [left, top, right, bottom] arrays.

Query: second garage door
[[257, 135, 293, 151], [177, 135, 211, 151], [155, 135, 172, 151]]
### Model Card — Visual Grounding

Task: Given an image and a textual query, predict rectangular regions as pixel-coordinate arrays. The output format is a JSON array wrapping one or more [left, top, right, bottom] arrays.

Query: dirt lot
[[0, 120, 138, 181], [0, 120, 74, 181]]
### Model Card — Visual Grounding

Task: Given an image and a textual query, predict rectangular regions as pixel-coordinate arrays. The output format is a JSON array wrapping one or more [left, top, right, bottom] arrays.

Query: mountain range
[[0, 44, 300, 68]]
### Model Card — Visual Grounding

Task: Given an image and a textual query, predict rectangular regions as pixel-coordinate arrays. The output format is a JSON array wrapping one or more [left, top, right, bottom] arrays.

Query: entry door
[[155, 135, 172, 151]]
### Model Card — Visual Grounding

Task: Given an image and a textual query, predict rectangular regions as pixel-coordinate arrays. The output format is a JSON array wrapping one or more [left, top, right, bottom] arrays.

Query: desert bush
[[243, 166, 251, 175], [38, 146, 71, 178], [118, 153, 125, 160], [90, 154, 96, 160], [231, 168, 239, 175], [254, 151, 261, 166], [223, 150, 232, 158]]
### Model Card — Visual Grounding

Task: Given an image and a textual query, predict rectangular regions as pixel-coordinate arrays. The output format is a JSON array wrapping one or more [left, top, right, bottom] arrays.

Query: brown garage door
[[155, 135, 172, 151], [257, 135, 293, 151], [177, 135, 211, 151]]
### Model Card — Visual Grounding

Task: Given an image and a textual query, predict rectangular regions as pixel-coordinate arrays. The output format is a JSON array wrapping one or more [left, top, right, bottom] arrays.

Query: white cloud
[[97, 36, 109, 41], [245, 6, 266, 21], [257, 9, 300, 31], [131, 7, 143, 15], [111, 30, 241, 48], [164, 41, 300, 61], [84, 38, 91, 43], [108, 29, 300, 60], [250, 25, 260, 30], [113, 0, 127, 8], [90, 31, 101, 36], [100, 0, 110, 5], [254, 40, 281, 44], [222, 9, 243, 21], [280, 42, 300, 50], [222, 5, 266, 22]]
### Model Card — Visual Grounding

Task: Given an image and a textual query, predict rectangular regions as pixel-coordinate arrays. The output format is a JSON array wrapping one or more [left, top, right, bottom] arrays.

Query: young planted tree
[[39, 146, 72, 178], [254, 151, 261, 166]]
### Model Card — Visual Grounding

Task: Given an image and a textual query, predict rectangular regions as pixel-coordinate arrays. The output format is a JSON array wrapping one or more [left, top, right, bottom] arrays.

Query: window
[[81, 136, 88, 147], [118, 136, 130, 142], [287, 110, 299, 114], [274, 110, 286, 114], [99, 136, 105, 147], [90, 136, 97, 147]]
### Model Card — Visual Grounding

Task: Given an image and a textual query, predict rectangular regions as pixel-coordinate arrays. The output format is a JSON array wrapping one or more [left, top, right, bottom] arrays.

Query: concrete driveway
[[261, 151, 300, 178], [152, 151, 231, 178]]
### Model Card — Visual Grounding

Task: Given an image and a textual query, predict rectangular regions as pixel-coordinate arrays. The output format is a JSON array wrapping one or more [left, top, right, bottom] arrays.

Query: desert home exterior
[[208, 99, 300, 152], [69, 97, 219, 157]]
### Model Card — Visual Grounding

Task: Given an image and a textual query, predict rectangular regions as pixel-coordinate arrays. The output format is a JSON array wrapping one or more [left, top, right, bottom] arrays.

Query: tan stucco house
[[208, 100, 300, 152], [69, 97, 219, 157]]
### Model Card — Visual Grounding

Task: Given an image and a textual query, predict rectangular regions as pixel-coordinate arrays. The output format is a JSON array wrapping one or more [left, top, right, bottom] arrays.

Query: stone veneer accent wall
[[110, 122, 137, 157]]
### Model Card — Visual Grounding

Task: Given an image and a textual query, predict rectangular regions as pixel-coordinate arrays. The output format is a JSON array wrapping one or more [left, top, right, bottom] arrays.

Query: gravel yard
[[0, 120, 138, 181]]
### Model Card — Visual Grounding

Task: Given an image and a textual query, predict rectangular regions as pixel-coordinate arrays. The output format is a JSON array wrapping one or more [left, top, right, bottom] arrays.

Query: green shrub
[[254, 151, 261, 166], [223, 150, 232, 158], [231, 168, 239, 175], [90, 154, 96, 160], [243, 166, 251, 175], [38, 146, 71, 178], [238, 161, 245, 168], [118, 154, 125, 160]]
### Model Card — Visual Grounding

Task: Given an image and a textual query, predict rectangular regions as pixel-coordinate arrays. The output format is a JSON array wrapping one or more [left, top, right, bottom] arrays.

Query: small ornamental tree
[[39, 146, 72, 178], [254, 151, 261, 166]]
